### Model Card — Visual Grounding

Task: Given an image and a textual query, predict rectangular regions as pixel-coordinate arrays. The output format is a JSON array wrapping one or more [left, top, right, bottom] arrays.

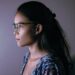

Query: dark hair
[[17, 1, 73, 74]]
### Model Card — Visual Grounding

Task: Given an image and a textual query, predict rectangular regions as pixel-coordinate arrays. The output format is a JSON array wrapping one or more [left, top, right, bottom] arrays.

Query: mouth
[[16, 38, 20, 41]]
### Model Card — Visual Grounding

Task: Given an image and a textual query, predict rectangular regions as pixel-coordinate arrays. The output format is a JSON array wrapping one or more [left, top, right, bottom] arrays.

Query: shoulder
[[41, 54, 59, 70], [38, 54, 66, 75]]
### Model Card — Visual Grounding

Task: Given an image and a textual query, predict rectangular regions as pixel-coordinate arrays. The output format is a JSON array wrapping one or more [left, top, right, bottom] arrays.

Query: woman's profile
[[13, 1, 73, 75]]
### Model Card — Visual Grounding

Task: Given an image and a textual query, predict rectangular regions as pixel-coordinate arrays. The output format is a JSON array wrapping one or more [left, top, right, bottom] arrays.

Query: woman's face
[[13, 12, 34, 47]]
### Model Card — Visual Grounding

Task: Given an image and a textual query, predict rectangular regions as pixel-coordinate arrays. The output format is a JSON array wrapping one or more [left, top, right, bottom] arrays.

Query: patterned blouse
[[20, 52, 66, 75]]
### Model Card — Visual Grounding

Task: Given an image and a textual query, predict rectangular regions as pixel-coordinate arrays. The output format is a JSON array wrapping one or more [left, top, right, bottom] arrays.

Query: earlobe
[[35, 24, 43, 35]]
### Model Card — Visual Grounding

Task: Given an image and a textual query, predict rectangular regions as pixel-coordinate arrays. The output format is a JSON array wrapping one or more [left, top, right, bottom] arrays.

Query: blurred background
[[0, 0, 75, 75]]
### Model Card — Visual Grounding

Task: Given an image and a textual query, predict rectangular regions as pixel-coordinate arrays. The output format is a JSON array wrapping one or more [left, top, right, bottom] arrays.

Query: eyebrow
[[13, 22, 33, 26]]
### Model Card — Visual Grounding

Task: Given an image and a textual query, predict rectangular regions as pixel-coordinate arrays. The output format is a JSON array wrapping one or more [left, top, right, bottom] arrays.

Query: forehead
[[14, 13, 30, 24]]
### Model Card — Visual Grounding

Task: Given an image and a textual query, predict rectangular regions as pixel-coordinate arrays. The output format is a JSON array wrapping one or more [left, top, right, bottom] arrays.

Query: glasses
[[13, 22, 33, 31]]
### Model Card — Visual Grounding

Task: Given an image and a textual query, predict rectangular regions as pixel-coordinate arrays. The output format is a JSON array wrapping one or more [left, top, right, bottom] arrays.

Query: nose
[[13, 30, 19, 35]]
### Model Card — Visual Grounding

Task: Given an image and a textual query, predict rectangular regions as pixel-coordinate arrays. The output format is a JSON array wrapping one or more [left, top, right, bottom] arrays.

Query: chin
[[17, 43, 25, 47], [16, 41, 33, 47], [17, 42, 29, 47]]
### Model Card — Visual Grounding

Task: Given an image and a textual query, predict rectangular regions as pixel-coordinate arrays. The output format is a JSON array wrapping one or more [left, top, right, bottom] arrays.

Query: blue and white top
[[20, 51, 66, 75]]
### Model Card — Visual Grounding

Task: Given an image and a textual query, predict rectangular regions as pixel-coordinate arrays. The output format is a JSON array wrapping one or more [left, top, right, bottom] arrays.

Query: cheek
[[19, 28, 34, 45], [20, 29, 30, 39]]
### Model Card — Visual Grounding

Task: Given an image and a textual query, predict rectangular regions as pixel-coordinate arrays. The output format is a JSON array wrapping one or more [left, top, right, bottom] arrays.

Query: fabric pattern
[[20, 52, 66, 75]]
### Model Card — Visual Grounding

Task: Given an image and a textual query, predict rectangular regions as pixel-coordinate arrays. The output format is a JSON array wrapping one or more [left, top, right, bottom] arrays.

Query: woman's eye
[[18, 24, 24, 28]]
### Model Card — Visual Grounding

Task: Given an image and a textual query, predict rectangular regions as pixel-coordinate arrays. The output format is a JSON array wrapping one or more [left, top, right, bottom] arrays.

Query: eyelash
[[13, 24, 25, 30]]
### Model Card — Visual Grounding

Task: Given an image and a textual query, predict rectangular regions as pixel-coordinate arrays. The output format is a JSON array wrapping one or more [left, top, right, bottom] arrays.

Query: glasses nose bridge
[[13, 29, 19, 35], [13, 25, 19, 34], [13, 23, 20, 31]]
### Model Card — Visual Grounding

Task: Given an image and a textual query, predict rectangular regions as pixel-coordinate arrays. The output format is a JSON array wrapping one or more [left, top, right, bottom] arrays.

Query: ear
[[35, 24, 43, 35]]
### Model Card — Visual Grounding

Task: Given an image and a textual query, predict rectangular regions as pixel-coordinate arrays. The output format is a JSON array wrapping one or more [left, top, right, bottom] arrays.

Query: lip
[[16, 38, 20, 41]]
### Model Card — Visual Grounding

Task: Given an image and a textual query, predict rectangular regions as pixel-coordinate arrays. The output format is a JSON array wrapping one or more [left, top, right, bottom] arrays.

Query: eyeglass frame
[[13, 22, 34, 31]]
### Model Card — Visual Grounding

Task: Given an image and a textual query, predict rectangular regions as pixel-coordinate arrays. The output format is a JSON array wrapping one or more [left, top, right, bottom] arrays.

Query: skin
[[14, 13, 34, 47], [14, 12, 48, 75]]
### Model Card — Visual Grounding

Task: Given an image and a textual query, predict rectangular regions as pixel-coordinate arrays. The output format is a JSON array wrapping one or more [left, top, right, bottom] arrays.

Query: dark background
[[0, 0, 75, 75]]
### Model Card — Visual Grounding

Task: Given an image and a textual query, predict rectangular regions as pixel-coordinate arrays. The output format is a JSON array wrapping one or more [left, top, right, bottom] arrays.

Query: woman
[[13, 1, 72, 75]]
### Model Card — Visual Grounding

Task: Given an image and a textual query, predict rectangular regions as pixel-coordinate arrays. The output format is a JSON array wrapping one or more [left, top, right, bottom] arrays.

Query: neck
[[28, 42, 48, 59]]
